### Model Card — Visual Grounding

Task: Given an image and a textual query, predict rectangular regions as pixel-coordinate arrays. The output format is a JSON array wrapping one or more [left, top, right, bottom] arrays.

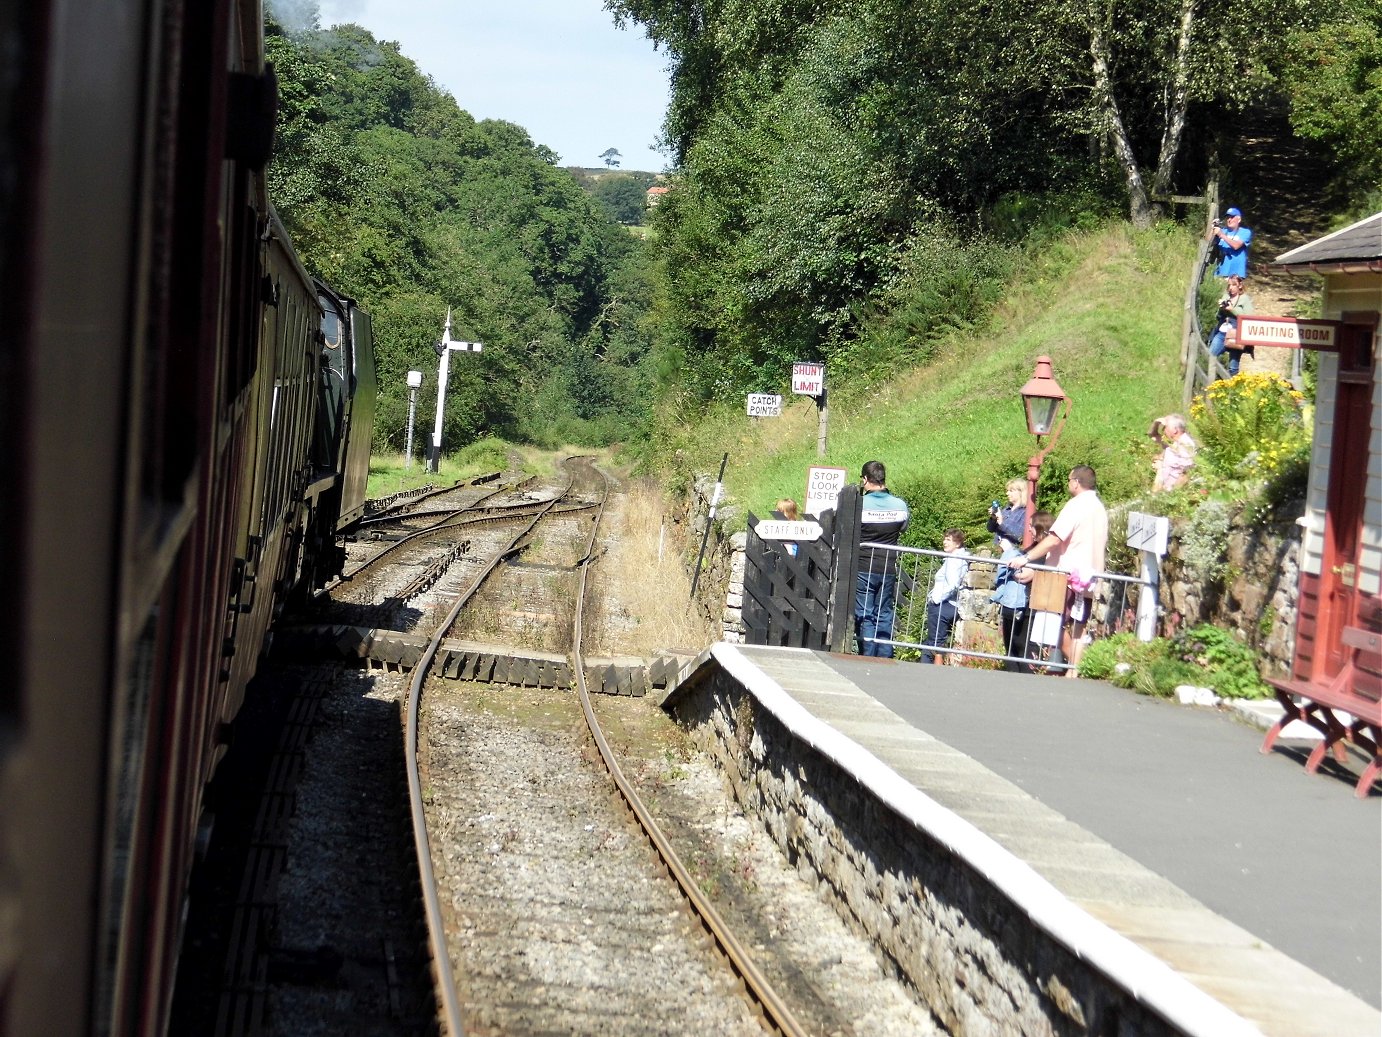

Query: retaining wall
[[667, 657, 1260, 1037]]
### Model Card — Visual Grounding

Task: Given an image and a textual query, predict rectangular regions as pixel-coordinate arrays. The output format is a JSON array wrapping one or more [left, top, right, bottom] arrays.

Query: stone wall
[[1160, 515, 1302, 676], [673, 667, 1193, 1037], [686, 474, 748, 643]]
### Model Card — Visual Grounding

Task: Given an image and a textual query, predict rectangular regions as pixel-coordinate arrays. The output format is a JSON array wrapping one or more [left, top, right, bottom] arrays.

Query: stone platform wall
[[671, 665, 1204, 1037]]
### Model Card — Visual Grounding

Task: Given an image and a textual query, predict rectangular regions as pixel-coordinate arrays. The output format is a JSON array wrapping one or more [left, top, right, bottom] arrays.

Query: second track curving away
[[403, 456, 810, 1037]]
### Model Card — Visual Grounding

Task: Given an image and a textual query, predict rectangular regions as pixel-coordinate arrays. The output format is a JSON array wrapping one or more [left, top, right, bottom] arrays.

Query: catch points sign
[[804, 465, 848, 517], [746, 393, 783, 417], [792, 362, 825, 397]]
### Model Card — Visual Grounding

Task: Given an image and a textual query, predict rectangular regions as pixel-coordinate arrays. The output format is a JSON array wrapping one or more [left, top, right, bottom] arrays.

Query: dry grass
[[587, 477, 718, 658]]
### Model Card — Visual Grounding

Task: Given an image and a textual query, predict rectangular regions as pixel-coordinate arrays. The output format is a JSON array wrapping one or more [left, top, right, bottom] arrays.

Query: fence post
[[1182, 175, 1220, 408], [827, 485, 861, 653]]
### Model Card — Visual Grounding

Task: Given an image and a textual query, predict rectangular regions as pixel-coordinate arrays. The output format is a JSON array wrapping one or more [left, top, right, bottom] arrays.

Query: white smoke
[[265, 0, 321, 34]]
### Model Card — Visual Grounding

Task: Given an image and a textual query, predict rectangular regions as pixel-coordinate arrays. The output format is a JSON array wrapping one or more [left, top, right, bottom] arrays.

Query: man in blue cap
[[1209, 206, 1252, 277]]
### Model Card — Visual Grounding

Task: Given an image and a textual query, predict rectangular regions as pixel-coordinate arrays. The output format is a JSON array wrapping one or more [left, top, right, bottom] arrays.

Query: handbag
[[1029, 569, 1070, 613]]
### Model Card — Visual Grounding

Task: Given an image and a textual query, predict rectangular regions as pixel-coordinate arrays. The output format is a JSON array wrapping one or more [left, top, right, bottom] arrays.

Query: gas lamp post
[[1018, 356, 1071, 548], [427, 308, 482, 474]]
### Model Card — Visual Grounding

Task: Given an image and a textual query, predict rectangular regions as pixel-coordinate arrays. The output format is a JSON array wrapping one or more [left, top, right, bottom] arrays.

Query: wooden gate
[[742, 487, 859, 651]]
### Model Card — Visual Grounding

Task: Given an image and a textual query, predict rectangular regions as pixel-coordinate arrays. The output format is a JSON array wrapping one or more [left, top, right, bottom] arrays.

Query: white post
[[427, 308, 483, 474], [404, 369, 422, 470], [429, 323, 452, 474], [1126, 512, 1170, 642], [1137, 550, 1160, 641]]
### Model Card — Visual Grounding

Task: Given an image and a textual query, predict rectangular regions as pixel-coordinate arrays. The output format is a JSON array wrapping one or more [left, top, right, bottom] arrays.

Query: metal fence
[[857, 543, 1158, 672]]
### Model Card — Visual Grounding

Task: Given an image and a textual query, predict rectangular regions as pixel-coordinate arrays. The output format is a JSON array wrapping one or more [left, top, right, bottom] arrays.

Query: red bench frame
[[1262, 625, 1382, 798]]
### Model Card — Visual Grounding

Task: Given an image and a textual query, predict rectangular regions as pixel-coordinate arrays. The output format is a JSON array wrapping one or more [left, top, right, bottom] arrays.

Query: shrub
[[1178, 499, 1232, 585], [1189, 373, 1310, 481], [1171, 623, 1271, 699], [1077, 632, 1133, 680], [1080, 626, 1269, 699]]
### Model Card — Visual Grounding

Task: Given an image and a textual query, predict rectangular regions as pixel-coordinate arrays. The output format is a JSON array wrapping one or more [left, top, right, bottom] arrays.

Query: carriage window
[[320, 295, 342, 350]]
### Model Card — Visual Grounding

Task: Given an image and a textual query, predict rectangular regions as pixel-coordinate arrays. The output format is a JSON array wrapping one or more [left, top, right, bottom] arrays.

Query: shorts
[[1069, 594, 1090, 623]]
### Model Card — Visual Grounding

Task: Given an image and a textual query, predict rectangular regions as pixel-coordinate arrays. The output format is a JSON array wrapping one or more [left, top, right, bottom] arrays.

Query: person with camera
[[1209, 206, 1252, 277], [1149, 414, 1198, 492], [987, 478, 1030, 550], [1208, 273, 1254, 378]]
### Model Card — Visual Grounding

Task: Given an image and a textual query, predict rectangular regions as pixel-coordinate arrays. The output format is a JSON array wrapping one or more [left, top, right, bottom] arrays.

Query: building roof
[[1275, 211, 1382, 272]]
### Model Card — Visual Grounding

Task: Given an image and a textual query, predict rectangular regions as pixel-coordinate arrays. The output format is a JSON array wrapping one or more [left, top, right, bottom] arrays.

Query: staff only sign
[[1236, 316, 1340, 351]]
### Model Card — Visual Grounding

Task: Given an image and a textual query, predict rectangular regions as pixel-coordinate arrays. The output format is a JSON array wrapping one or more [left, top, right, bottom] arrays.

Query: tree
[[600, 147, 623, 168], [1282, 11, 1382, 197], [592, 173, 652, 224], [265, 19, 660, 449]]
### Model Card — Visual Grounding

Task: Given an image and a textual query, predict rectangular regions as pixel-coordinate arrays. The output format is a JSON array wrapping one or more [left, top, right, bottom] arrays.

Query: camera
[[1212, 217, 1221, 226], [991, 500, 1001, 510]]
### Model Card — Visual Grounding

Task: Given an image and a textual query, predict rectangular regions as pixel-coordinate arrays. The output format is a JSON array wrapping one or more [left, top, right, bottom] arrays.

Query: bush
[[1190, 373, 1310, 481], [1171, 624, 1271, 699], [1079, 625, 1270, 699], [1077, 632, 1134, 680]]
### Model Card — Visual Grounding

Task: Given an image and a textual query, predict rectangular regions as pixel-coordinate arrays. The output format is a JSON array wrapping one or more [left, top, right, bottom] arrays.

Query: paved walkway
[[721, 645, 1380, 1035]]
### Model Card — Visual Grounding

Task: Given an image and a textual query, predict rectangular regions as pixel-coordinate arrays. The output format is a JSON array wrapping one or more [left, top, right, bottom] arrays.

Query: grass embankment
[[648, 222, 1197, 552]]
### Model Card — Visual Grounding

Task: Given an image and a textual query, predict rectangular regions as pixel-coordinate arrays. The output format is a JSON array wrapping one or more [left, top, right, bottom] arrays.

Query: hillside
[[647, 221, 1197, 550]]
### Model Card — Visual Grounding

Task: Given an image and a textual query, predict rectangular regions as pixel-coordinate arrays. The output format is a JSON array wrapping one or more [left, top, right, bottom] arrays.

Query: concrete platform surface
[[721, 645, 1380, 1036]]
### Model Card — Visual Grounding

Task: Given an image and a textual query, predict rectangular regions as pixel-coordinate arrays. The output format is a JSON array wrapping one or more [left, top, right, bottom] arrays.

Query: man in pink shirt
[[1011, 465, 1108, 674]]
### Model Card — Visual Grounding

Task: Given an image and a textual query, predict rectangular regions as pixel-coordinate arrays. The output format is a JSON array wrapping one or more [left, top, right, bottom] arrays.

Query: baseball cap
[[1226, 207, 1242, 217]]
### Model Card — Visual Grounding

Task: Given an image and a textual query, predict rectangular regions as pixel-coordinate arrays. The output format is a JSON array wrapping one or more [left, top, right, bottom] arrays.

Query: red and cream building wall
[[1272, 212, 1382, 681]]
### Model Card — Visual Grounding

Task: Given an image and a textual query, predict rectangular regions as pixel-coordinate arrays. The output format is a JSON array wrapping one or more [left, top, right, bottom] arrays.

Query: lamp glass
[[1024, 396, 1059, 436]]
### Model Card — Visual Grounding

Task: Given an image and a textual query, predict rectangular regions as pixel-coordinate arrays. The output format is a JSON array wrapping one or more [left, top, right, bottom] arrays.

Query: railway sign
[[804, 465, 848, 517], [1236, 316, 1340, 351], [746, 393, 783, 417], [791, 362, 825, 397], [755, 519, 824, 542], [1126, 512, 1170, 556]]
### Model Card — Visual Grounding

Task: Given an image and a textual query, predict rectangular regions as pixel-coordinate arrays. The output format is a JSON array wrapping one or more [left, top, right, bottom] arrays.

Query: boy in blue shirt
[[921, 529, 968, 664]]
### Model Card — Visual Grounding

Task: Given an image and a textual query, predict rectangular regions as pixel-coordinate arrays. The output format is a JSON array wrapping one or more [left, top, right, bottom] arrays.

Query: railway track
[[410, 456, 810, 1036], [174, 457, 940, 1037]]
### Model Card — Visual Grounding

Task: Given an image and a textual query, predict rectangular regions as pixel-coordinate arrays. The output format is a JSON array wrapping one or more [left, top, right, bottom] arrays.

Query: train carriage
[[0, 2, 375, 1034]]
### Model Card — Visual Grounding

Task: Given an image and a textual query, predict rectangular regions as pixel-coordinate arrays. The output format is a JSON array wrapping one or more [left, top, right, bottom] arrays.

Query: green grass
[[644, 221, 1197, 551], [366, 435, 520, 498]]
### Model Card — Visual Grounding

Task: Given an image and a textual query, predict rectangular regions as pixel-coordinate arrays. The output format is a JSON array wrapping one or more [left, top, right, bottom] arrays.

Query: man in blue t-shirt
[[1210, 206, 1252, 278], [855, 460, 910, 656]]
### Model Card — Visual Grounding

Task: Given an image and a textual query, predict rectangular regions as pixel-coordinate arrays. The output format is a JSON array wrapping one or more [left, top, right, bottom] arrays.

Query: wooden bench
[[1262, 625, 1382, 797]]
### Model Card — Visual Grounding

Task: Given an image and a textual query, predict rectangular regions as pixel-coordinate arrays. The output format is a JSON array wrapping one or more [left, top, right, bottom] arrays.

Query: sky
[[305, 0, 673, 172]]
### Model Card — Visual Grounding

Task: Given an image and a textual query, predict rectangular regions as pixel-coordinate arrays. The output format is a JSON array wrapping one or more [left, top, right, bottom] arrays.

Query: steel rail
[[356, 472, 531, 527], [566, 460, 811, 1037], [335, 491, 583, 587], [403, 467, 574, 1036]]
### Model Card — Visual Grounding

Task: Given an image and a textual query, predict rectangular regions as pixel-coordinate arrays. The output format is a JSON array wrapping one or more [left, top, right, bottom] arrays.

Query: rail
[[403, 468, 572, 1035], [402, 457, 809, 1033], [568, 462, 811, 1037]]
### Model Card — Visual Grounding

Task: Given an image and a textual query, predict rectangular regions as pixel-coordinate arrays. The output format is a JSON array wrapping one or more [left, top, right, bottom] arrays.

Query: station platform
[[670, 644, 1380, 1037]]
